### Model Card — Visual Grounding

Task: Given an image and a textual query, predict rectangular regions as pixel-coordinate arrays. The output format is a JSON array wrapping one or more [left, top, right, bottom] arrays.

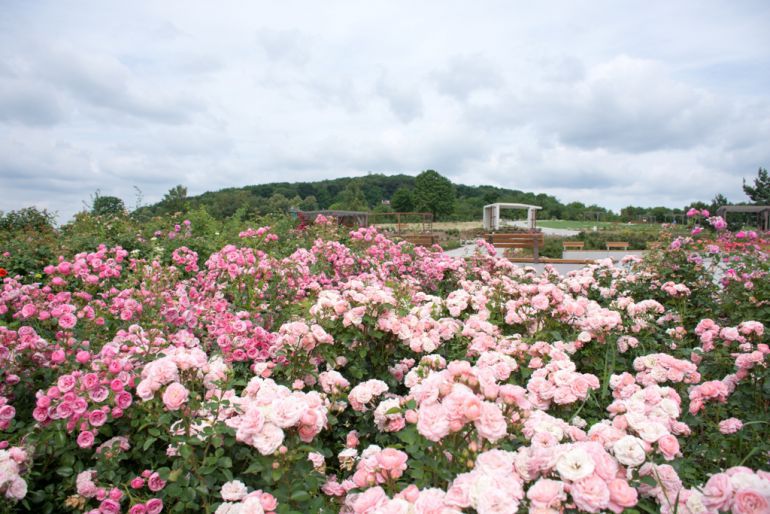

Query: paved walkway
[[442, 245, 647, 274]]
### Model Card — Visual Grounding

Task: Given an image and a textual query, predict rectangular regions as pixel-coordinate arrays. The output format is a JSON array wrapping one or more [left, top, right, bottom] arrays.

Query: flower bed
[[0, 213, 769, 513]]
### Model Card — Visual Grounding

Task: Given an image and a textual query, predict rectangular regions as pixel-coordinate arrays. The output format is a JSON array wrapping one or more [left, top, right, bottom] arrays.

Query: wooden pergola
[[483, 203, 542, 231], [716, 205, 770, 231]]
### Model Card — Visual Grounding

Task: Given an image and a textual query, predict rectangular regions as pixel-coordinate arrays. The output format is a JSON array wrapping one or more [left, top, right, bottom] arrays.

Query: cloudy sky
[[2, 1, 770, 222]]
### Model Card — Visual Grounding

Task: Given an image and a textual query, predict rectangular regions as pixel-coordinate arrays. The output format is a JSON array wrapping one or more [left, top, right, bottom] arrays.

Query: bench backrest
[[562, 241, 585, 249], [402, 234, 436, 246], [487, 233, 544, 248], [606, 241, 629, 249]]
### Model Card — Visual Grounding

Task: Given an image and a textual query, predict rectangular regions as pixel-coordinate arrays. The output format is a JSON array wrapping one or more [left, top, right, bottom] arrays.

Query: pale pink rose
[[162, 382, 188, 411], [414, 488, 452, 514], [733, 490, 769, 514], [444, 473, 473, 508], [269, 395, 306, 428], [135, 380, 155, 401], [719, 418, 744, 434], [571, 475, 610, 513], [607, 479, 638, 513], [253, 423, 284, 455], [351, 486, 388, 513], [527, 479, 566, 509], [308, 452, 325, 470], [221, 480, 248, 501], [376, 448, 408, 479], [702, 473, 733, 511], [417, 402, 450, 442], [474, 402, 507, 442]]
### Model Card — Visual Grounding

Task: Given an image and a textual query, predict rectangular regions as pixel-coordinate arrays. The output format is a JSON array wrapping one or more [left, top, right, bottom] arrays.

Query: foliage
[[91, 196, 127, 217], [743, 167, 770, 204], [390, 187, 415, 213], [413, 170, 455, 220], [1, 208, 769, 513]]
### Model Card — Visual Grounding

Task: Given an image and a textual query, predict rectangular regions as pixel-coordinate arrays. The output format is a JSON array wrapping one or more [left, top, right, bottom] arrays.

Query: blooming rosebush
[[0, 213, 769, 513]]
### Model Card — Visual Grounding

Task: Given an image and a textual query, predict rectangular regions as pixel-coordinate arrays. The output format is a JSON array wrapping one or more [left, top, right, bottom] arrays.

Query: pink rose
[[527, 478, 566, 509], [571, 475, 610, 513], [719, 418, 743, 434], [161, 382, 188, 411], [733, 490, 769, 514], [129, 505, 147, 514], [657, 435, 680, 460], [607, 479, 637, 513], [147, 472, 166, 492], [77, 431, 95, 448], [417, 402, 450, 442], [351, 486, 388, 513], [377, 448, 408, 479], [702, 473, 733, 511], [145, 498, 163, 514], [474, 402, 507, 442]]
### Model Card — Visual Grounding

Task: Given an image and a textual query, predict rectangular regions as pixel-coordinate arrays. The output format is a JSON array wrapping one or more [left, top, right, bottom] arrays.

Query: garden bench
[[402, 234, 437, 246], [486, 232, 545, 261], [606, 241, 630, 251], [562, 241, 585, 250]]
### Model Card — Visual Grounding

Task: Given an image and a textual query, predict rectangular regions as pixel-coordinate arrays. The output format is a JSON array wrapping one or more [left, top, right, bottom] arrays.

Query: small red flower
[[0, 268, 7, 278]]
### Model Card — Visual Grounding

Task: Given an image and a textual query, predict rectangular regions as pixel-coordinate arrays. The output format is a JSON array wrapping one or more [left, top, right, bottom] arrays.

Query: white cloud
[[1, 0, 769, 222]]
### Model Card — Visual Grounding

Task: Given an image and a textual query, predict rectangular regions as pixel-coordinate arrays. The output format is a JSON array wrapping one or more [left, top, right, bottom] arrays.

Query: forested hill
[[137, 172, 615, 221]]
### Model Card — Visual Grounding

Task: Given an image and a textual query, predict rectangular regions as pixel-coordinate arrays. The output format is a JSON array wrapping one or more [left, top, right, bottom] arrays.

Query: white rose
[[612, 435, 646, 467], [555, 447, 595, 482]]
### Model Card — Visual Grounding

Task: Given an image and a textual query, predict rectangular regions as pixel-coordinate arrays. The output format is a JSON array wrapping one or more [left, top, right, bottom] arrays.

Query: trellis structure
[[483, 203, 542, 231], [716, 205, 770, 231]]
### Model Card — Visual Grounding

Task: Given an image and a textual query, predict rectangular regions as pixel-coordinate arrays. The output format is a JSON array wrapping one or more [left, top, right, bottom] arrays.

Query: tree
[[743, 167, 770, 204], [163, 185, 188, 212], [390, 187, 415, 212], [92, 195, 126, 216], [299, 195, 319, 211], [330, 179, 369, 211], [414, 170, 455, 219]]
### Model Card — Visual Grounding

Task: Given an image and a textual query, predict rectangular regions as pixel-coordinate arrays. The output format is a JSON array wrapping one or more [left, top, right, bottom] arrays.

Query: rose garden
[[0, 211, 769, 513]]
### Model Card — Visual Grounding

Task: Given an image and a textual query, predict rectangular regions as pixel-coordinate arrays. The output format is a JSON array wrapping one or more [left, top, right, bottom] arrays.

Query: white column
[[495, 205, 500, 230], [527, 208, 535, 230]]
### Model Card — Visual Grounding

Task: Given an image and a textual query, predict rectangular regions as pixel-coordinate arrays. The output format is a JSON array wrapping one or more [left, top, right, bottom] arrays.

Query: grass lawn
[[537, 220, 665, 232]]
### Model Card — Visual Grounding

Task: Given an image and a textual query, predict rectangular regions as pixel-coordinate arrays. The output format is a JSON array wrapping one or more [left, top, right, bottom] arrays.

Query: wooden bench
[[562, 241, 585, 250], [606, 241, 630, 251], [402, 234, 437, 246], [487, 232, 545, 261]]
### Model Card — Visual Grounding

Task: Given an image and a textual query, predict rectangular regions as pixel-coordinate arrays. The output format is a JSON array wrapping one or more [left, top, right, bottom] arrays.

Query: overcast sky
[[2, 1, 770, 222]]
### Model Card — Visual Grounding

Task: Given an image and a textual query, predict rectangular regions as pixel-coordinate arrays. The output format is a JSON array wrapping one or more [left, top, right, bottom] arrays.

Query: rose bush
[[0, 212, 768, 513]]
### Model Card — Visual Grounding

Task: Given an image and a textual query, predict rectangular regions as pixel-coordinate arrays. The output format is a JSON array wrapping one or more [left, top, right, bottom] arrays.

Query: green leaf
[[290, 490, 311, 502], [55, 466, 73, 477]]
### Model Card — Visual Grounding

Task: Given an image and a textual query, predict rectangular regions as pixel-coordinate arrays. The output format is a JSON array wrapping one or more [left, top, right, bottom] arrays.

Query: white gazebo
[[483, 203, 542, 231]]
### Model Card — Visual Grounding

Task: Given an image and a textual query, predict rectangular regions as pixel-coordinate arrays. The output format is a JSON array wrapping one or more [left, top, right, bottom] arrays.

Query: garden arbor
[[716, 205, 770, 231], [483, 203, 542, 231]]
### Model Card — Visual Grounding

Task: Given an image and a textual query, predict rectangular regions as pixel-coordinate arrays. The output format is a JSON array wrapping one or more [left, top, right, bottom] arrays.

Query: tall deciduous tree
[[163, 185, 188, 212], [92, 195, 126, 216], [743, 167, 770, 204], [390, 187, 415, 212], [330, 179, 369, 211], [414, 170, 455, 219]]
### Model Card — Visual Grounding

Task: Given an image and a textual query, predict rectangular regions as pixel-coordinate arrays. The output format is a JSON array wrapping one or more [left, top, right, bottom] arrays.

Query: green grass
[[537, 220, 664, 232]]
